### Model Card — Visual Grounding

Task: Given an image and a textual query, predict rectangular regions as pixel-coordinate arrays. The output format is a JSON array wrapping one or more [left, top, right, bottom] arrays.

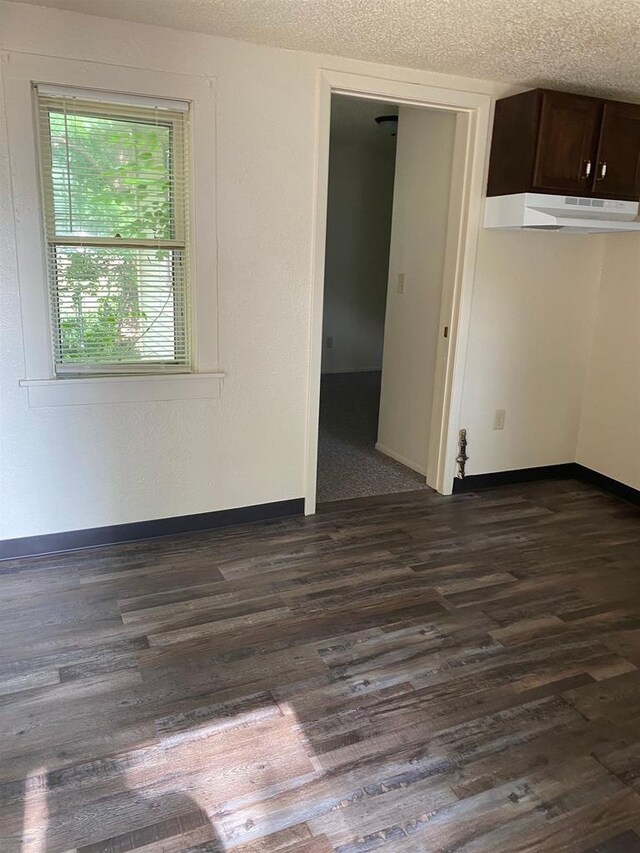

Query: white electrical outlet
[[493, 409, 506, 430], [326, 336, 333, 349], [397, 273, 405, 294]]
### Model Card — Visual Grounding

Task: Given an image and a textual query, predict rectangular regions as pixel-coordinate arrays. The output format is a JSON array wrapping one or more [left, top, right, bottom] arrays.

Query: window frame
[[3, 52, 222, 404], [36, 90, 192, 376]]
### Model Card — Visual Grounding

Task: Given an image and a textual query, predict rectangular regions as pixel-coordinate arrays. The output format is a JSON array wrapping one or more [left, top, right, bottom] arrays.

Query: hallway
[[316, 371, 429, 503]]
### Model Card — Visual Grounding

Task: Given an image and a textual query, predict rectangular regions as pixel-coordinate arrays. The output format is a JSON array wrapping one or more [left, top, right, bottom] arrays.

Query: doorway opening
[[316, 94, 457, 504], [305, 71, 490, 515]]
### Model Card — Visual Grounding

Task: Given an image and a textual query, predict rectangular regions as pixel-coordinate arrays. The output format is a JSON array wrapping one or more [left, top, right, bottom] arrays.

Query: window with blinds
[[35, 85, 191, 374]]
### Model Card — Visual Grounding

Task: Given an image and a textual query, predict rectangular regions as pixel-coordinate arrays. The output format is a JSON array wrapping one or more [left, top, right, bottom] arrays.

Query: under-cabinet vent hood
[[485, 193, 640, 233]]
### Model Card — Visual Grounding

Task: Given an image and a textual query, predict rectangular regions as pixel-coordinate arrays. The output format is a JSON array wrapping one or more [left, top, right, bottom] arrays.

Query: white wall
[[461, 231, 604, 475], [1, 1, 316, 539], [0, 0, 610, 540], [322, 138, 395, 373], [577, 234, 640, 489], [377, 106, 456, 475]]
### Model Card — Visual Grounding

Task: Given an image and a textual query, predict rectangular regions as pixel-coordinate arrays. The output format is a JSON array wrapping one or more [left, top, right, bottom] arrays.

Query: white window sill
[[19, 372, 225, 407]]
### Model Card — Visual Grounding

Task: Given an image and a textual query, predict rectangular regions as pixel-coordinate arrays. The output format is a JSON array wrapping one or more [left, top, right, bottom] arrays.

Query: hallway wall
[[377, 106, 456, 475], [322, 134, 396, 374]]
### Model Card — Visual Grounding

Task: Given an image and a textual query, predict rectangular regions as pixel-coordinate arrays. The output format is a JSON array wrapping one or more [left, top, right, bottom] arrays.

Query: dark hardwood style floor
[[4, 480, 640, 853]]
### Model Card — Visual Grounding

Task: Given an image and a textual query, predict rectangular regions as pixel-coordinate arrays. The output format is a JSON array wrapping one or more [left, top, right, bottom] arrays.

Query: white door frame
[[304, 68, 492, 515]]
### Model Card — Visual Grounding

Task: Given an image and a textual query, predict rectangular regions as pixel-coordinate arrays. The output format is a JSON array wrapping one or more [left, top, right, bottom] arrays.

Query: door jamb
[[304, 69, 491, 514]]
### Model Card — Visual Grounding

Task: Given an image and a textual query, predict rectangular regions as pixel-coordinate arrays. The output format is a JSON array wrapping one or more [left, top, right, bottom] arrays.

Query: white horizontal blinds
[[36, 87, 191, 373]]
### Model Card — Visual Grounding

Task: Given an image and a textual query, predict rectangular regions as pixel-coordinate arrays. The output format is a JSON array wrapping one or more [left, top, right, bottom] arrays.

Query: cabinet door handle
[[584, 159, 592, 179], [597, 161, 608, 181]]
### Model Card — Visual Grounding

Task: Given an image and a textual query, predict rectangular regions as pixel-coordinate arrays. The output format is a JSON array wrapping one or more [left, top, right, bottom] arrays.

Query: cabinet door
[[532, 92, 601, 193], [592, 102, 640, 199]]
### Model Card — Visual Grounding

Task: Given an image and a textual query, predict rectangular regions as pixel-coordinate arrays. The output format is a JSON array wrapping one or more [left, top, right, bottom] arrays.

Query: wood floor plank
[[3, 480, 640, 851]]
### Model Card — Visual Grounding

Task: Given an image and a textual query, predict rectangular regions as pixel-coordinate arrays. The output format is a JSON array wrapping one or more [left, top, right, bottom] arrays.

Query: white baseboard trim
[[375, 442, 427, 477], [321, 366, 382, 375]]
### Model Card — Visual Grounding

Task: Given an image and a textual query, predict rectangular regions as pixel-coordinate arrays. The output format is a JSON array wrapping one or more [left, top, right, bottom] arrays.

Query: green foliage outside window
[[48, 109, 178, 364]]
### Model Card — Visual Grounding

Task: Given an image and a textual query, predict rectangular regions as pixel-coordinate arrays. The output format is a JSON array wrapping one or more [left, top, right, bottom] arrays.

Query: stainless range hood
[[485, 192, 640, 234]]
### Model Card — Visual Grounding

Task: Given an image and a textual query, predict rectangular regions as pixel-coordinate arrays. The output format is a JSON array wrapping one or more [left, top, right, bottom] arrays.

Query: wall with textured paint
[[322, 137, 395, 374], [577, 234, 640, 490], [0, 1, 317, 538], [0, 0, 606, 538], [459, 230, 604, 475]]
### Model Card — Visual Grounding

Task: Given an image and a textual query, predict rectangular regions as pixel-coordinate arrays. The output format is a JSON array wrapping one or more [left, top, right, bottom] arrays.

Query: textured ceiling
[[9, 0, 640, 101]]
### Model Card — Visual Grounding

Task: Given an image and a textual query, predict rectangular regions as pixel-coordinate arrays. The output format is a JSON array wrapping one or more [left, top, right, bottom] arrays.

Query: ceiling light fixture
[[374, 115, 399, 136]]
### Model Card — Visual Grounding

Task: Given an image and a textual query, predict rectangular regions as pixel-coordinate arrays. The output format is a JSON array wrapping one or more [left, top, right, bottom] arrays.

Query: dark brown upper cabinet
[[532, 92, 601, 194], [487, 88, 640, 201], [595, 102, 640, 199]]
